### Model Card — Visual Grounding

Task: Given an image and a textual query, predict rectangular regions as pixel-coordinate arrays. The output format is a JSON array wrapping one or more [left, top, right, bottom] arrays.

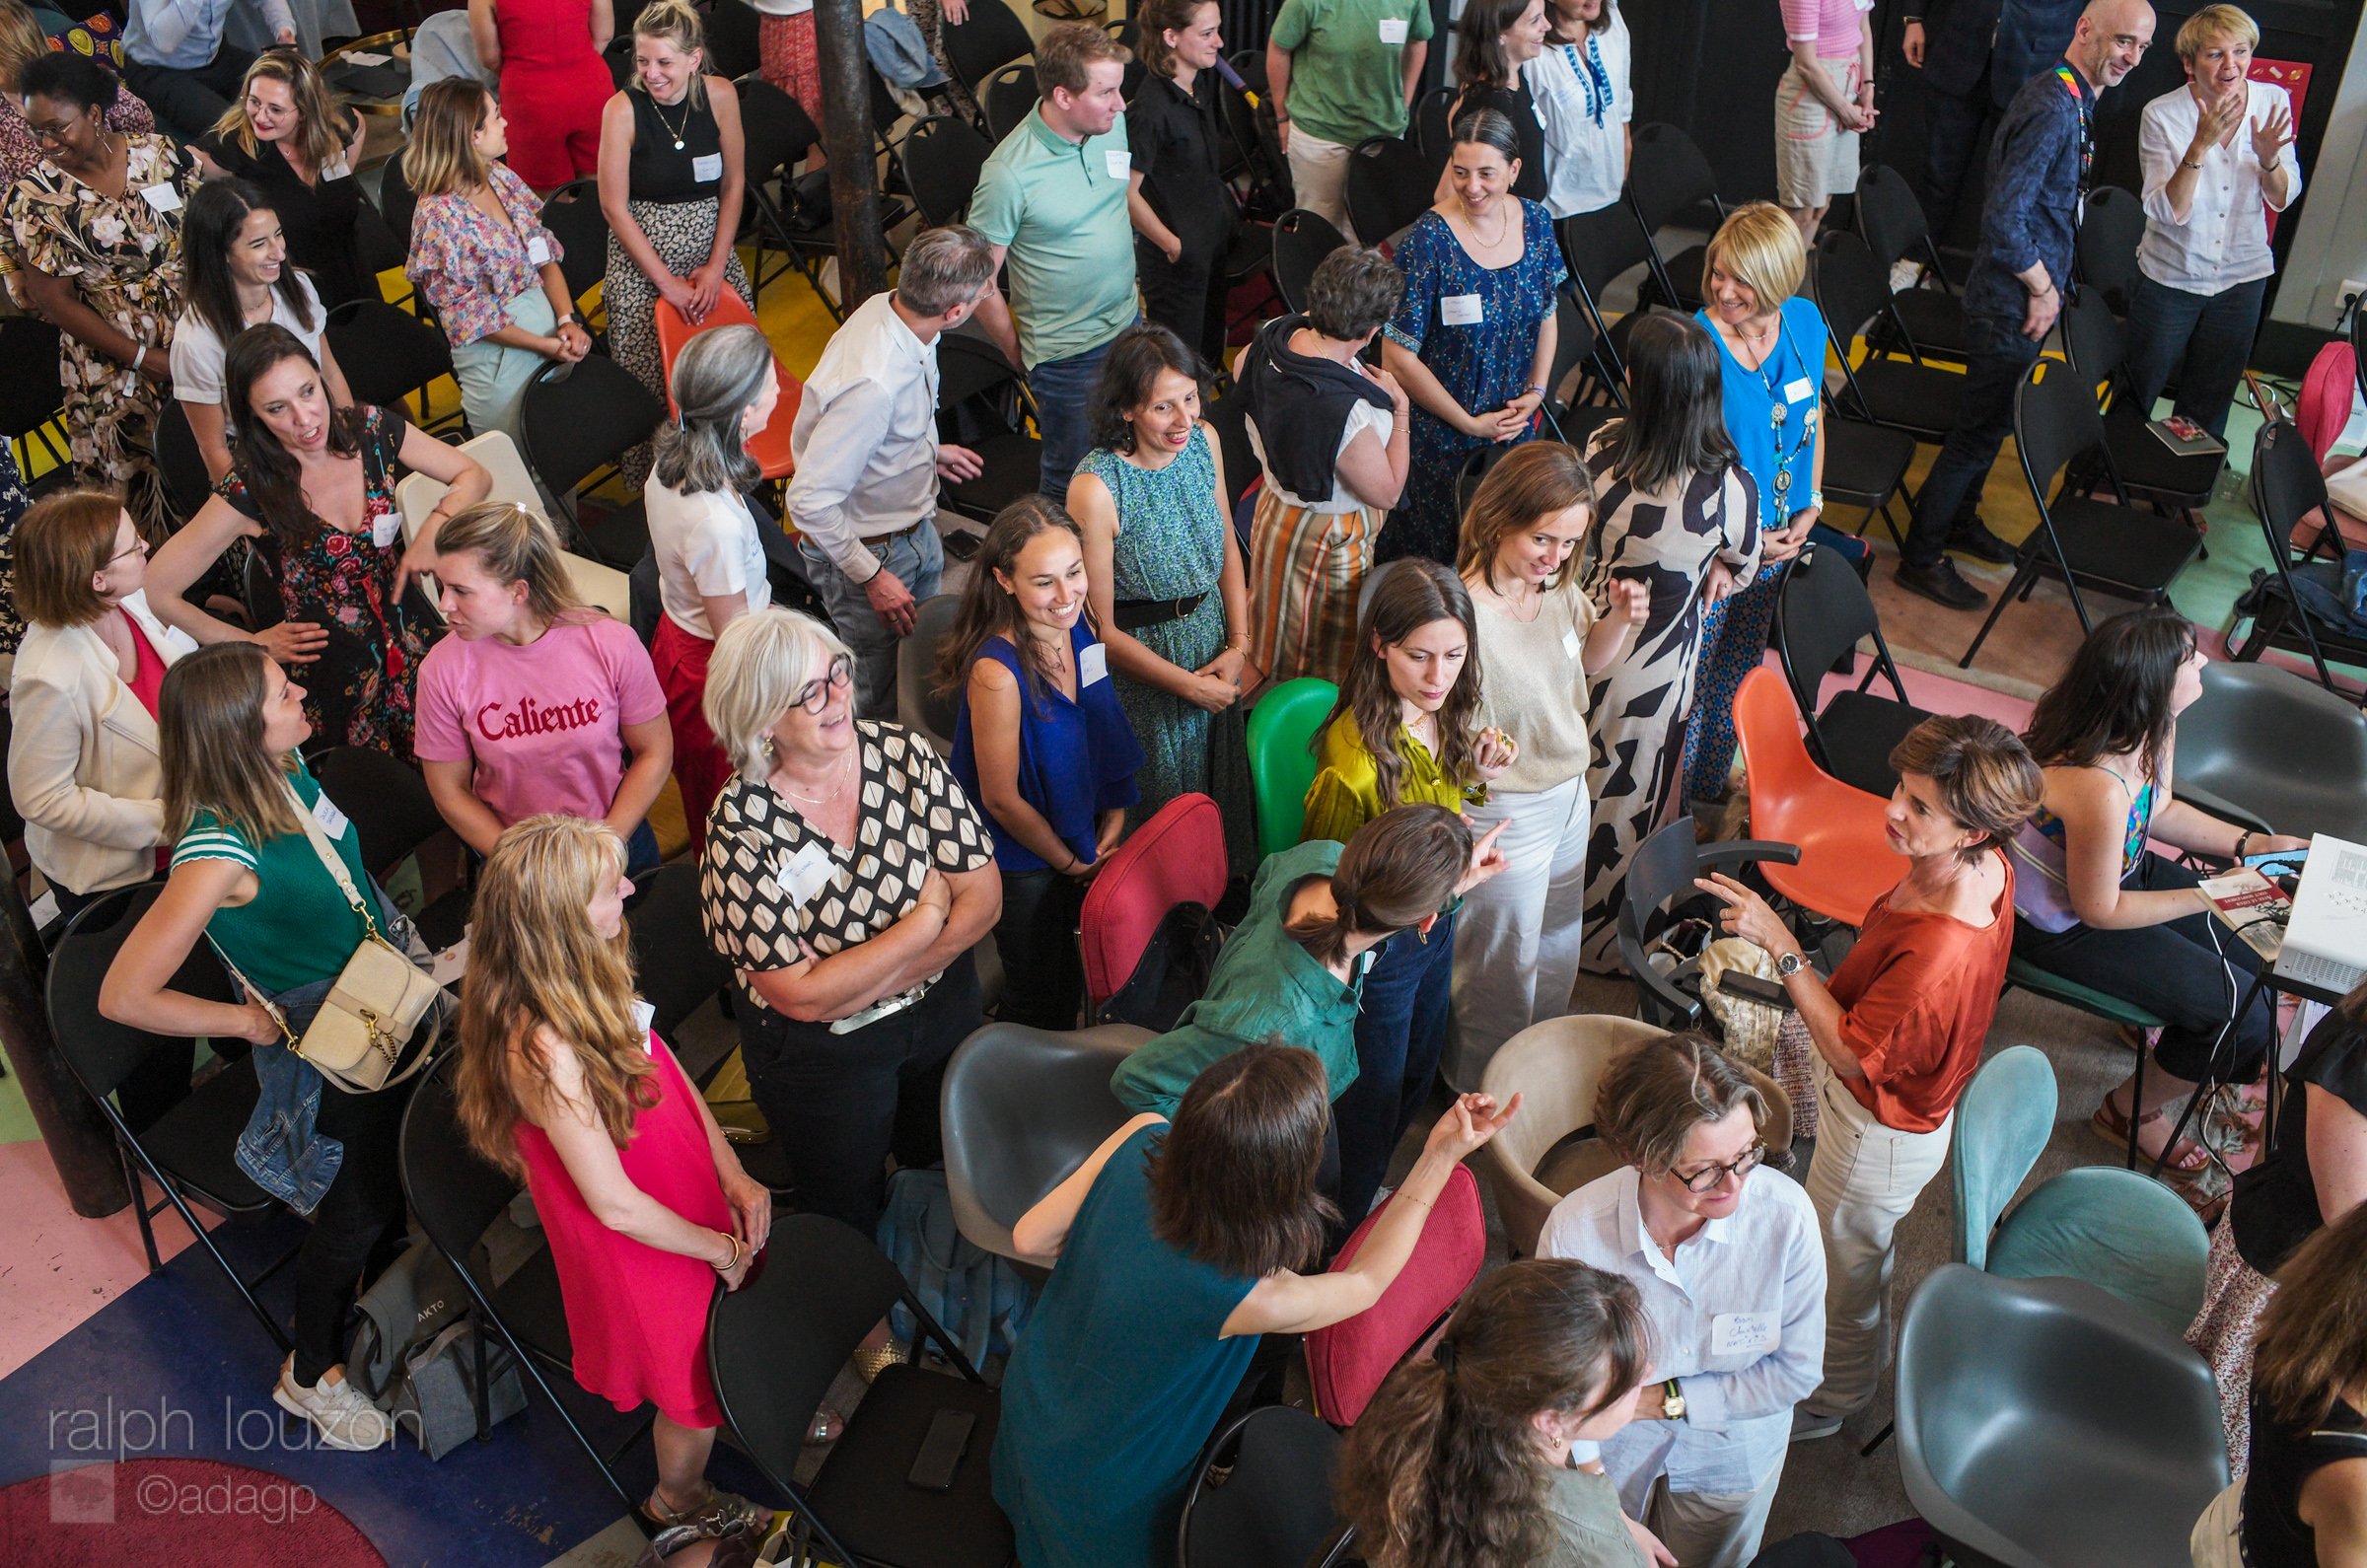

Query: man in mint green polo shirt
[[1267, 0, 1434, 240], [969, 23, 1141, 497]]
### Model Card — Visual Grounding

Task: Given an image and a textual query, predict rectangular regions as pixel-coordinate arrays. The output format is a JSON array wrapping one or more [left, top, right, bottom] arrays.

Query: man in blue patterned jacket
[[1894, 0, 2156, 612]]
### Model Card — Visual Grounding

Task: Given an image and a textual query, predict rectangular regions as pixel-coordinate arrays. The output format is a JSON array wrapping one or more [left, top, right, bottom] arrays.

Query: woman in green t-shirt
[[101, 641, 437, 1457]]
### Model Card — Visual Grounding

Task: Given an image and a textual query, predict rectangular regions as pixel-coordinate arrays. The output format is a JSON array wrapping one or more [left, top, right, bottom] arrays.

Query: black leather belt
[[1113, 593, 1205, 630]]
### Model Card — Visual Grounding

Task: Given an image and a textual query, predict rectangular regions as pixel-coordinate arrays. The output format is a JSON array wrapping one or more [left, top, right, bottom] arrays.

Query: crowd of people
[[0, 0, 2355, 1565]]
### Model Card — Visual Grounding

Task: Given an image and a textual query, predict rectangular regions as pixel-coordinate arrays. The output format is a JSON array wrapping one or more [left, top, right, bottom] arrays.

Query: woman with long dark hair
[[1575, 313, 1759, 971], [143, 325, 490, 757], [941, 496, 1145, 1031], [998, 1042, 1519, 1568], [2014, 607, 2305, 1193]]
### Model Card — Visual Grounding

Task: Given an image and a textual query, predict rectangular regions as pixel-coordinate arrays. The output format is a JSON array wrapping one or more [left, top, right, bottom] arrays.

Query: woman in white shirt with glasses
[[2128, 3, 2300, 440]]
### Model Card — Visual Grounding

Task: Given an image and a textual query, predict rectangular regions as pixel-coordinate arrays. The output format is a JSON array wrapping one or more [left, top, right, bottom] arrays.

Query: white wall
[[2274, 15, 2367, 327]]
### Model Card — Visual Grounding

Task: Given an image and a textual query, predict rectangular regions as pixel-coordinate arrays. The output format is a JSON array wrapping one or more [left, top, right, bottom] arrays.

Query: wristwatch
[[1775, 951, 1805, 980], [1661, 1379, 1686, 1421]]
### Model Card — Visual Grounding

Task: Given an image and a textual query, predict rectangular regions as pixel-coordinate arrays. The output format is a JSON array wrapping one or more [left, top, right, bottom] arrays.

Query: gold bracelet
[[710, 1232, 742, 1272], [1399, 1190, 1433, 1211]]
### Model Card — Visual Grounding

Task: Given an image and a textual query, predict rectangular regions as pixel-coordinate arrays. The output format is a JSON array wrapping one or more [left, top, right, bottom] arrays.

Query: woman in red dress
[[469, 0, 616, 191]]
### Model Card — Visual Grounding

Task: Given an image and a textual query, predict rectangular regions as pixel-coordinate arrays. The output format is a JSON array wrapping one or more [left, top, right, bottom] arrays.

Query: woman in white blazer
[[8, 489, 200, 926]]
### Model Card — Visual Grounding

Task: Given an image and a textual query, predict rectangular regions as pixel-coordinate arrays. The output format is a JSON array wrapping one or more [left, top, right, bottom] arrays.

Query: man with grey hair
[[787, 226, 997, 719]]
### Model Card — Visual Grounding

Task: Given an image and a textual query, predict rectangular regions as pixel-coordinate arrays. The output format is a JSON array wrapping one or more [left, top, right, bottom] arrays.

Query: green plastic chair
[[1950, 1044, 2057, 1271], [1987, 1166, 2211, 1334], [1247, 677, 1337, 859]]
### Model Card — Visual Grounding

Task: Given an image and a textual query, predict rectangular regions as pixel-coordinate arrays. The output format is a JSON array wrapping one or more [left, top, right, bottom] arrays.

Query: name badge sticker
[[526, 235, 551, 266], [140, 182, 181, 213], [632, 998, 658, 1053], [1562, 627, 1582, 660], [777, 840, 836, 909], [1440, 293, 1483, 326], [312, 792, 351, 840], [321, 159, 352, 182], [371, 510, 403, 548], [1379, 16, 1409, 42], [692, 152, 724, 182], [1709, 1312, 1779, 1357], [1079, 642, 1110, 686], [1783, 378, 1814, 404], [1105, 149, 1131, 179]]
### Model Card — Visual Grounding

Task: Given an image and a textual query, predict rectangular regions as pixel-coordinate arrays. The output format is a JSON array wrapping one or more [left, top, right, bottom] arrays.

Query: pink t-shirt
[[413, 614, 669, 828], [1782, 0, 1867, 56]]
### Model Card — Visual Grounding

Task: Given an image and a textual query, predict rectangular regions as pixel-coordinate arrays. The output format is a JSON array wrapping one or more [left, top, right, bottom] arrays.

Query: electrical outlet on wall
[[2344, 278, 2367, 309]]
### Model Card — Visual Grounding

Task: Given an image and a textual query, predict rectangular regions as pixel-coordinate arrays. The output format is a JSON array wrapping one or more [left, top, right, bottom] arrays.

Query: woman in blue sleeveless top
[[993, 1043, 1518, 1568], [946, 497, 1146, 1030]]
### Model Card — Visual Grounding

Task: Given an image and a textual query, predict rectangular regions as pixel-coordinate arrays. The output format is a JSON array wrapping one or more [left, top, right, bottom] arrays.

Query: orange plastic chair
[[653, 290, 803, 481], [1732, 665, 1907, 926]]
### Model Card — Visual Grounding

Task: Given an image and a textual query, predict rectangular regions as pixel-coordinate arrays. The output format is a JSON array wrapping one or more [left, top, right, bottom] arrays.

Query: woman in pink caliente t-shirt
[[414, 502, 674, 872]]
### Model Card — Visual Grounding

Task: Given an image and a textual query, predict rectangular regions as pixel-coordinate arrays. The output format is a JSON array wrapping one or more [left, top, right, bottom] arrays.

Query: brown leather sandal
[[2090, 1094, 2211, 1174]]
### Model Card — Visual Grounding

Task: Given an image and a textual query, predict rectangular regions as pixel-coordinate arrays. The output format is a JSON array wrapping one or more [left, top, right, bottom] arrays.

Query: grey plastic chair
[[939, 1022, 1152, 1261], [1987, 1166, 2211, 1335], [1896, 1265, 2227, 1568], [896, 594, 966, 756], [2172, 658, 2367, 845], [1951, 1045, 2057, 1270]]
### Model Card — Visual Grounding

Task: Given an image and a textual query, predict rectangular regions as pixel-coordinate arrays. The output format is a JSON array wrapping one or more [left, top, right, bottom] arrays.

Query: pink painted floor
[[0, 1138, 206, 1381]]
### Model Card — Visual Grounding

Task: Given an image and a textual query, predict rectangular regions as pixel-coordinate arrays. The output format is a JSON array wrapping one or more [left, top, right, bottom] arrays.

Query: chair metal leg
[[1861, 1419, 1894, 1456], [143, 1157, 294, 1353], [1958, 558, 2033, 668], [471, 1315, 491, 1444], [121, 1143, 161, 1272]]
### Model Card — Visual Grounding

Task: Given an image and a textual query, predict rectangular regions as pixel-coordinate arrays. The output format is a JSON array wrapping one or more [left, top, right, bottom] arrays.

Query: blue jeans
[[2122, 272, 2268, 441], [1028, 330, 1125, 498], [623, 818, 662, 878], [1333, 911, 1457, 1232], [1904, 313, 2045, 568], [798, 519, 946, 720]]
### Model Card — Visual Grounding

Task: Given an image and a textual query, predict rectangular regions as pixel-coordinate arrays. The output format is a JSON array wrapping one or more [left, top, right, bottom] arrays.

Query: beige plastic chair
[[1476, 1016, 1795, 1258], [394, 430, 630, 622]]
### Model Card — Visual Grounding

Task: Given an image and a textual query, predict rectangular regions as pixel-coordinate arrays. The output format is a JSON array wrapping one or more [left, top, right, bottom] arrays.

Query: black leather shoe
[[1895, 557, 1989, 610], [1946, 519, 2018, 564]]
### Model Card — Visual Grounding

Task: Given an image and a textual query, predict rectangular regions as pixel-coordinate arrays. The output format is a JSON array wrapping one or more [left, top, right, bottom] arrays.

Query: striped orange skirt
[[1247, 488, 1381, 687]]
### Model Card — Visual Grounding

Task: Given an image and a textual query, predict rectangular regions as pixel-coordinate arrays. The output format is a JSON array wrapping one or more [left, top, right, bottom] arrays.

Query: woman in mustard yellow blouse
[[1303, 556, 1514, 1226]]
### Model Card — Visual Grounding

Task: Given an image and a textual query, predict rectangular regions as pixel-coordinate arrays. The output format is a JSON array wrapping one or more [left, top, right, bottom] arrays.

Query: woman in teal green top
[[1070, 323, 1258, 878], [101, 641, 440, 1460], [997, 1041, 1518, 1568]]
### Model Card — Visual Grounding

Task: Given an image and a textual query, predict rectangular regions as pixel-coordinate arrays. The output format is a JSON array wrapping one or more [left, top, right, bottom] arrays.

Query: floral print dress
[[218, 405, 442, 758], [5, 134, 195, 539]]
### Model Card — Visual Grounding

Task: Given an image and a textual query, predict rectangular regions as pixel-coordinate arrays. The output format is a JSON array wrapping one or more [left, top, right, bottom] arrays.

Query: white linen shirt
[[1538, 1165, 1827, 1502], [2137, 80, 2301, 297], [786, 290, 944, 583], [1525, 3, 1633, 219]]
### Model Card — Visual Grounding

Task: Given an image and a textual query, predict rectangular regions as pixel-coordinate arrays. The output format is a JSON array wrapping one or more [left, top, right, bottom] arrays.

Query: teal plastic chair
[[1247, 678, 1337, 859], [1950, 1044, 2058, 1271], [2000, 954, 2168, 1172], [1987, 1165, 2212, 1334]]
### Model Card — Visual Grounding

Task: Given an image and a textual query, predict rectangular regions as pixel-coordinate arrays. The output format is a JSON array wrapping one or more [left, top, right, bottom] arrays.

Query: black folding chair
[[0, 315, 67, 473], [2232, 416, 2367, 691], [703, 0, 763, 80], [2059, 285, 2221, 531], [1959, 357, 2202, 668], [325, 299, 463, 435], [48, 885, 298, 1353], [1774, 545, 1931, 797], [982, 62, 1038, 141], [539, 178, 611, 339], [154, 398, 215, 523], [1344, 135, 1431, 246], [898, 114, 996, 229], [2075, 185, 2146, 318], [1176, 1405, 1345, 1568], [734, 76, 848, 321], [1538, 288, 1620, 446], [1412, 84, 1455, 171], [1271, 207, 1348, 316], [708, 1213, 1011, 1568], [1626, 122, 1726, 312], [1617, 818, 1801, 1033], [1813, 230, 1965, 443], [941, 0, 1036, 109], [518, 356, 667, 562], [312, 747, 472, 949], [935, 332, 1041, 526], [1217, 61, 1292, 220], [1557, 205, 1656, 388], [244, 550, 283, 633], [1855, 163, 1972, 363], [1802, 253, 1920, 546], [1202, 392, 1258, 540]]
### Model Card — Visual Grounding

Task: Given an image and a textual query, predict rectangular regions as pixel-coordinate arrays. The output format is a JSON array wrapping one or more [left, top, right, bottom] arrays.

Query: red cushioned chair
[[1077, 793, 1228, 1015], [1305, 1163, 1485, 1426], [653, 290, 804, 482], [1732, 665, 1907, 927]]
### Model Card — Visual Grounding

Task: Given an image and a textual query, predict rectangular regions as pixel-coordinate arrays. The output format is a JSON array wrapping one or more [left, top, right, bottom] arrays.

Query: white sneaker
[[274, 1362, 393, 1452], [1888, 258, 1923, 294]]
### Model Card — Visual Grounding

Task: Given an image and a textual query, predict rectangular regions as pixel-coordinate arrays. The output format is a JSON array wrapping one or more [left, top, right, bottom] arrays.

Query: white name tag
[[1710, 1312, 1779, 1357], [312, 791, 350, 840], [1440, 293, 1483, 326], [371, 510, 403, 549], [1562, 626, 1582, 660], [1104, 149, 1131, 179], [322, 159, 352, 182], [526, 235, 551, 266], [1079, 642, 1109, 686], [632, 997, 657, 1052], [691, 152, 724, 182], [777, 839, 836, 908], [140, 182, 181, 213], [1379, 17, 1409, 42], [1783, 377, 1814, 404]]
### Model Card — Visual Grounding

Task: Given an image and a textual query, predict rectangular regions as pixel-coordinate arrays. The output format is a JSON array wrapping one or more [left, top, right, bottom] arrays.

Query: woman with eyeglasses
[[1537, 1031, 1825, 1568], [697, 606, 1000, 1238]]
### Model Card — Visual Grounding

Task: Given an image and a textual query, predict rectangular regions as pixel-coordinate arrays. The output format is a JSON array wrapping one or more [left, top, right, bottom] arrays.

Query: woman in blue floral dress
[[1379, 107, 1564, 566], [1068, 323, 1258, 878]]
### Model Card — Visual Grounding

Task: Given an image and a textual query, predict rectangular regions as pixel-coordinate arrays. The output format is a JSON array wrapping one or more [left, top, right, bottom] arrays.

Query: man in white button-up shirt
[[1539, 1033, 1827, 1568], [2129, 3, 2300, 438], [787, 226, 995, 719]]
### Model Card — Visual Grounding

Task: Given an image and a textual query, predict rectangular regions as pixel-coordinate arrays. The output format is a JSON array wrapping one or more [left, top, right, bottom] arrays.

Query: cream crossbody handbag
[[212, 784, 444, 1095]]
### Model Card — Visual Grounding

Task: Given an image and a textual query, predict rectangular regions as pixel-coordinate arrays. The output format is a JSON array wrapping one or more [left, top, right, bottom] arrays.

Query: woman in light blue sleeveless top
[[2010, 608, 2306, 1180], [993, 1043, 1517, 1568]]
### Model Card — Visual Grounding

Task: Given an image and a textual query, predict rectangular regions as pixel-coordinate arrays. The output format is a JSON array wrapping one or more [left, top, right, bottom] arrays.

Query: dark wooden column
[[814, 0, 891, 310]]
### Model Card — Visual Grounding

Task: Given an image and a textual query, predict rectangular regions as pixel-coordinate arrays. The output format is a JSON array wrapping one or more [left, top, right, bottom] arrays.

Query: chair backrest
[[1476, 1013, 1664, 1256], [244, 550, 282, 631], [937, 329, 1028, 413], [398, 1051, 525, 1289], [898, 113, 996, 228], [1558, 204, 1657, 308], [312, 745, 447, 881], [2075, 185, 2145, 304], [2060, 285, 2127, 397], [2254, 415, 2331, 545], [1202, 393, 1258, 518], [0, 316, 62, 439], [1626, 122, 1720, 232], [1853, 163, 1930, 268], [1307, 1164, 1485, 1425], [1178, 1405, 1346, 1568], [1246, 677, 1337, 858], [519, 356, 668, 497], [941, 0, 1035, 91], [154, 397, 214, 523], [1079, 793, 1229, 1007], [940, 1020, 1149, 1258], [1810, 229, 1892, 350], [1272, 207, 1349, 315], [324, 300, 456, 408], [702, 0, 762, 79], [734, 75, 821, 185], [540, 178, 610, 306], [1542, 290, 1597, 421], [895, 593, 965, 753], [1345, 135, 1430, 245], [1771, 544, 1881, 721], [1413, 84, 1455, 164], [626, 864, 735, 1042], [396, 429, 543, 545], [2012, 358, 2107, 514], [1732, 665, 1886, 832], [1987, 1165, 2212, 1333], [2176, 656, 2367, 806], [1616, 807, 1809, 1028], [983, 62, 1038, 141], [47, 884, 235, 1104], [377, 140, 420, 249], [1946, 1044, 2057, 1270]]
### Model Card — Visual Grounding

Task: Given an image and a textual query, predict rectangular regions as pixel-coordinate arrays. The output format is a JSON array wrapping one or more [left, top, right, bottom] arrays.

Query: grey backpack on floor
[[346, 1232, 528, 1458], [392, 1319, 529, 1460]]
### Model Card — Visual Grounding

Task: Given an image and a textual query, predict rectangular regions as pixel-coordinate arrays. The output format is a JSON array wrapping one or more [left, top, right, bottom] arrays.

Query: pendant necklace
[[654, 91, 692, 151]]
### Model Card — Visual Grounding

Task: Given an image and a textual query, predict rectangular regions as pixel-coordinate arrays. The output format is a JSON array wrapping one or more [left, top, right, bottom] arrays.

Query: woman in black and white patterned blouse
[[697, 606, 1001, 1235]]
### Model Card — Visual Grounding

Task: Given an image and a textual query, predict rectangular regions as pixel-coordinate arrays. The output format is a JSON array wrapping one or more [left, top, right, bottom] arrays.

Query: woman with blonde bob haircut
[[414, 502, 673, 871], [1450, 441, 1648, 1087], [698, 606, 1000, 1235], [193, 50, 372, 310], [454, 814, 775, 1560]]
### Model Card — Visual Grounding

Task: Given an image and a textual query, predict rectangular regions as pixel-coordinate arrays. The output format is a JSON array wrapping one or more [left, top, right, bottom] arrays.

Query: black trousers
[[1138, 236, 1231, 375], [1903, 313, 2044, 566], [1919, 69, 2002, 247], [125, 48, 257, 141], [738, 951, 982, 1236], [992, 868, 1087, 1031], [292, 1073, 416, 1385]]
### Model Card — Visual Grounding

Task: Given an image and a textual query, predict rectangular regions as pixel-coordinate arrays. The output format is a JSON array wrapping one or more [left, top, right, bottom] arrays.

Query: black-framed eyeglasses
[[1673, 1143, 1765, 1193], [28, 105, 90, 145], [792, 654, 853, 714]]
